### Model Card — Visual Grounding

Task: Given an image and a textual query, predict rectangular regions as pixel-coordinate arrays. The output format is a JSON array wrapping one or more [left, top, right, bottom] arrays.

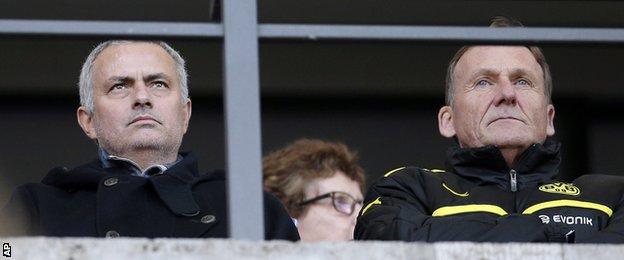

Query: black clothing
[[355, 141, 624, 243], [0, 153, 299, 240], [98, 147, 180, 177]]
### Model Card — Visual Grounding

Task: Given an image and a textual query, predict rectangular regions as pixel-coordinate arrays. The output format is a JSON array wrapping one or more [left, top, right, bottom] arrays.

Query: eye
[[109, 83, 127, 92], [151, 81, 168, 89], [334, 194, 351, 206], [516, 79, 531, 87], [475, 79, 492, 88], [332, 194, 355, 215]]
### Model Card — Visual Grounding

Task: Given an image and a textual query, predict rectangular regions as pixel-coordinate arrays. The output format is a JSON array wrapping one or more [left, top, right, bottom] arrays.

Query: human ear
[[546, 104, 555, 136], [438, 106, 456, 138], [77, 106, 97, 140], [182, 99, 192, 134]]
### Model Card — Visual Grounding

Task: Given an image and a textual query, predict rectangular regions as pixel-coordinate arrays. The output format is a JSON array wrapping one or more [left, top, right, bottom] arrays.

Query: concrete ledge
[[1, 237, 623, 259]]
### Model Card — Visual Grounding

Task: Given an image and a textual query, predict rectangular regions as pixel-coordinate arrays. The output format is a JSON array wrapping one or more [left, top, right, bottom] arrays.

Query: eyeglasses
[[298, 191, 363, 216]]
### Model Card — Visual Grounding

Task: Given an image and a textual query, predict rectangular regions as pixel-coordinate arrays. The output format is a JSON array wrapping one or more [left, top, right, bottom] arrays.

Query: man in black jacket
[[0, 40, 299, 240], [355, 17, 624, 243]]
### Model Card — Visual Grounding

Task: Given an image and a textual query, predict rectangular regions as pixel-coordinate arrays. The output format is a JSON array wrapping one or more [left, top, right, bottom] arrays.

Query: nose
[[493, 79, 517, 106], [133, 82, 153, 109]]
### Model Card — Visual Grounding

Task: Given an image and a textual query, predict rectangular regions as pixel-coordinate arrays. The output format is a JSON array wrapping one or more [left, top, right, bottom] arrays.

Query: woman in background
[[263, 139, 366, 242]]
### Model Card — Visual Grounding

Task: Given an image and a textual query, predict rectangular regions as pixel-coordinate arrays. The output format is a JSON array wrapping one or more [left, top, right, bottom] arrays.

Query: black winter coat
[[0, 153, 299, 240], [355, 141, 624, 243]]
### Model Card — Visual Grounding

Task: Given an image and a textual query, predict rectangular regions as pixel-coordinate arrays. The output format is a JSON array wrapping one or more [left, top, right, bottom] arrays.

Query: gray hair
[[78, 40, 189, 113], [444, 17, 553, 106]]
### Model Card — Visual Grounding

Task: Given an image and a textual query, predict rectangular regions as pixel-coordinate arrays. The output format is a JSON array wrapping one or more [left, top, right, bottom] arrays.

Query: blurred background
[[2, 0, 624, 204]]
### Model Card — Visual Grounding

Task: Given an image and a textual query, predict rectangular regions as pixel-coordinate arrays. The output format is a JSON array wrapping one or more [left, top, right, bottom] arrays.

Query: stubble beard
[[94, 121, 182, 163]]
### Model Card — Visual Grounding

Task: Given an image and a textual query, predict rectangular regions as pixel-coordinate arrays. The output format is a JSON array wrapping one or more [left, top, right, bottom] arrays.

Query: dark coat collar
[[41, 152, 202, 217], [445, 140, 562, 190]]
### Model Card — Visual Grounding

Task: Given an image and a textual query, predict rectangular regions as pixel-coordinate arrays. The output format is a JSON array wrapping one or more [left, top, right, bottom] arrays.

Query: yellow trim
[[384, 167, 406, 177], [361, 197, 382, 216], [430, 169, 446, 173], [432, 204, 508, 217], [522, 200, 613, 217], [442, 183, 469, 197]]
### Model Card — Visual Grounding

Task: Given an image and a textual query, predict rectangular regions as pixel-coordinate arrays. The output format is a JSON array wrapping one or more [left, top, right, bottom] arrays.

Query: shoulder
[[1, 184, 42, 235], [261, 190, 300, 241], [573, 174, 624, 194], [262, 190, 287, 210], [364, 166, 448, 201], [574, 174, 624, 188], [369, 166, 447, 189], [6, 183, 39, 203], [193, 169, 226, 188], [575, 174, 624, 182], [11, 182, 66, 199], [191, 170, 227, 201], [195, 169, 226, 182]]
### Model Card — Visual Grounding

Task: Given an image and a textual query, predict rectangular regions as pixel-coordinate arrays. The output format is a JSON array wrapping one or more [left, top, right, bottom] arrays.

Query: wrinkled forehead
[[92, 42, 178, 82], [453, 45, 544, 83]]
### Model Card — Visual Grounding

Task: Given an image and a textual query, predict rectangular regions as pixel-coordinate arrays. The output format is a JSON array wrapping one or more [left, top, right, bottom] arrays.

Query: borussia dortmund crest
[[539, 182, 580, 196]]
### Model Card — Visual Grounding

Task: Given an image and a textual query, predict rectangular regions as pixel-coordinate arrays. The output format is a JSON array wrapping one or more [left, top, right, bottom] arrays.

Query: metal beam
[[222, 1, 265, 240], [3, 19, 624, 44], [0, 19, 223, 38], [259, 24, 624, 44]]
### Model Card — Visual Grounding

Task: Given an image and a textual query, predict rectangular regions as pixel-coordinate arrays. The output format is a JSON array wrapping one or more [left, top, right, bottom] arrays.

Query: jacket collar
[[98, 148, 183, 177], [445, 140, 561, 190], [41, 152, 202, 216]]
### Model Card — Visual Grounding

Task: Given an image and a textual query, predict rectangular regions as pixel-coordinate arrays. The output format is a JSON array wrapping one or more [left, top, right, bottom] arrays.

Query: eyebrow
[[509, 68, 538, 79], [469, 68, 499, 79], [143, 73, 172, 83], [469, 68, 537, 79], [107, 73, 172, 84], [108, 76, 133, 83]]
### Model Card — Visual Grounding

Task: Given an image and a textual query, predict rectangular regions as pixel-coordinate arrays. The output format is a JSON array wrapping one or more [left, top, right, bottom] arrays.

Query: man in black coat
[[0, 40, 299, 240], [355, 17, 624, 243]]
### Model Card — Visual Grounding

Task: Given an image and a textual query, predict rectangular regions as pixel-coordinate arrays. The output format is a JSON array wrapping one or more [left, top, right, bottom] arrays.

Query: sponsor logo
[[2, 243, 10, 258], [553, 215, 593, 226], [539, 182, 580, 196], [539, 214, 593, 226]]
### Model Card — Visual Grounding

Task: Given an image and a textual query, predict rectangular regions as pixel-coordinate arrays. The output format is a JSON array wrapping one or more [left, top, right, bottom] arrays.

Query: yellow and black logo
[[538, 182, 580, 196]]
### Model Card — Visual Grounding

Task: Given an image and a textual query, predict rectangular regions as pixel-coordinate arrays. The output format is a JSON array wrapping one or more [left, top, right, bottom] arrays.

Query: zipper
[[509, 169, 518, 192]]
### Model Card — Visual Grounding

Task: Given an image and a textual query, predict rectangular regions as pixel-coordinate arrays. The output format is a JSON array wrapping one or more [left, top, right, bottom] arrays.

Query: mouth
[[128, 115, 161, 126], [488, 117, 524, 126]]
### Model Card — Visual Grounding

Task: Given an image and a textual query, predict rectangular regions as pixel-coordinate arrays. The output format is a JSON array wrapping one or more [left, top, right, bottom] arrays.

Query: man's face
[[78, 43, 191, 157], [438, 46, 555, 150]]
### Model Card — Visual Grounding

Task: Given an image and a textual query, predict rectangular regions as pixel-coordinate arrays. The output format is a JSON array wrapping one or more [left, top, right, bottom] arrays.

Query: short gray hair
[[445, 17, 553, 106], [78, 40, 189, 113]]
